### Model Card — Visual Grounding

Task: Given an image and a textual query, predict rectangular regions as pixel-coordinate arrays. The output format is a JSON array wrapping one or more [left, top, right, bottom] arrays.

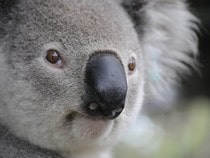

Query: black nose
[[85, 52, 127, 119]]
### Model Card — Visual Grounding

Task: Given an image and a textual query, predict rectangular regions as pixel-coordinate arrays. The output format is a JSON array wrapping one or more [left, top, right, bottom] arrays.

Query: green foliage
[[114, 98, 210, 158]]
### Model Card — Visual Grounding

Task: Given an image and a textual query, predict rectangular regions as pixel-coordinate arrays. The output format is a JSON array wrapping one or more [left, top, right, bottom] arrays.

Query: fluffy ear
[[122, 0, 147, 35], [123, 0, 199, 107]]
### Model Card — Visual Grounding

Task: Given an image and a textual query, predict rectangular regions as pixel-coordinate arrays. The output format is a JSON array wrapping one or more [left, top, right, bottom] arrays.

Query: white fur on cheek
[[72, 116, 114, 141]]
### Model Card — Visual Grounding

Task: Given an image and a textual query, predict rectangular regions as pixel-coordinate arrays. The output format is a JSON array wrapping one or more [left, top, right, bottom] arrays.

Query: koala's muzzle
[[85, 52, 127, 119]]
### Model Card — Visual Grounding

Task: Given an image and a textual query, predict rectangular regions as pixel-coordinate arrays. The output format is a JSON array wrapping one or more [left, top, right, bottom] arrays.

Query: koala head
[[0, 0, 198, 157]]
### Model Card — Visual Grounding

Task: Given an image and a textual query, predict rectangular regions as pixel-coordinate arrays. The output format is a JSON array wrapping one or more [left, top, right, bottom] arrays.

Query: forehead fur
[[3, 0, 134, 39], [1, 0, 141, 65]]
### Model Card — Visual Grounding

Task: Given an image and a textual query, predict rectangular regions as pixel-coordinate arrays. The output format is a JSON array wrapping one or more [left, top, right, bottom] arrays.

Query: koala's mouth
[[65, 111, 114, 139], [65, 111, 115, 122]]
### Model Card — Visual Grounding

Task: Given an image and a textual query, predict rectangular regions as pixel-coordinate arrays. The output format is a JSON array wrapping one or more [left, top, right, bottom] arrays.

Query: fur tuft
[[141, 0, 199, 104]]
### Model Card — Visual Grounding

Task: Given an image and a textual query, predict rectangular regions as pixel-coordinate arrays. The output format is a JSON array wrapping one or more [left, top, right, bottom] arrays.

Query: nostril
[[86, 101, 124, 119], [88, 102, 99, 110], [86, 102, 103, 117], [112, 107, 123, 117], [105, 104, 124, 120]]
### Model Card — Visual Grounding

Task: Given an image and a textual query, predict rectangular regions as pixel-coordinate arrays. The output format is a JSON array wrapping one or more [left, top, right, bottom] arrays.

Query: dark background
[[183, 0, 210, 99]]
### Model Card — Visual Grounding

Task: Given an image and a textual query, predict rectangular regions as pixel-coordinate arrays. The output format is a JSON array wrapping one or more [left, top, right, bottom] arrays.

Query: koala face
[[0, 0, 144, 155], [0, 0, 198, 157]]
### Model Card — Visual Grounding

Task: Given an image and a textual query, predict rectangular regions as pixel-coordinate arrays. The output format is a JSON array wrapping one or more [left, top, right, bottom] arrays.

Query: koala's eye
[[45, 49, 63, 66], [128, 56, 136, 72]]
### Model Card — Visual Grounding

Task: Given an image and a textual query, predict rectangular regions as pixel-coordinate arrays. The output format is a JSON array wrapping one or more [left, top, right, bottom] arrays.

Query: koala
[[0, 0, 198, 158]]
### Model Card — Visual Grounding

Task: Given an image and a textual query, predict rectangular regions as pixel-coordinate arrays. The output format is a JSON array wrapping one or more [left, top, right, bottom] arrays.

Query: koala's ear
[[124, 0, 199, 106], [121, 0, 147, 35]]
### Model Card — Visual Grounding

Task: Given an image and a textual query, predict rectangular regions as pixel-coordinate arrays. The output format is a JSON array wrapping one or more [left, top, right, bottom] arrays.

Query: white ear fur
[[141, 0, 199, 105]]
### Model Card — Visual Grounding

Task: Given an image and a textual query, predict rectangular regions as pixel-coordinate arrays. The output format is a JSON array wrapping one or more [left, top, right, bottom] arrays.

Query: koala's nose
[[85, 52, 127, 119]]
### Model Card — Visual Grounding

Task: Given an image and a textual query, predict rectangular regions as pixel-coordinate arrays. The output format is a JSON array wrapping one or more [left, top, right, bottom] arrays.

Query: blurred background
[[114, 1, 210, 158]]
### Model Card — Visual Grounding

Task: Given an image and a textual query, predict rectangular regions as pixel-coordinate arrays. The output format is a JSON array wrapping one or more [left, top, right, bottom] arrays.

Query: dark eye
[[128, 56, 136, 72], [45, 49, 62, 66]]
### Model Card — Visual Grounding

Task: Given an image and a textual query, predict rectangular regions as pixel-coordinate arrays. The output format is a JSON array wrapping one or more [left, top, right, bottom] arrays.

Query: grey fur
[[0, 0, 198, 158], [0, 124, 62, 158]]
